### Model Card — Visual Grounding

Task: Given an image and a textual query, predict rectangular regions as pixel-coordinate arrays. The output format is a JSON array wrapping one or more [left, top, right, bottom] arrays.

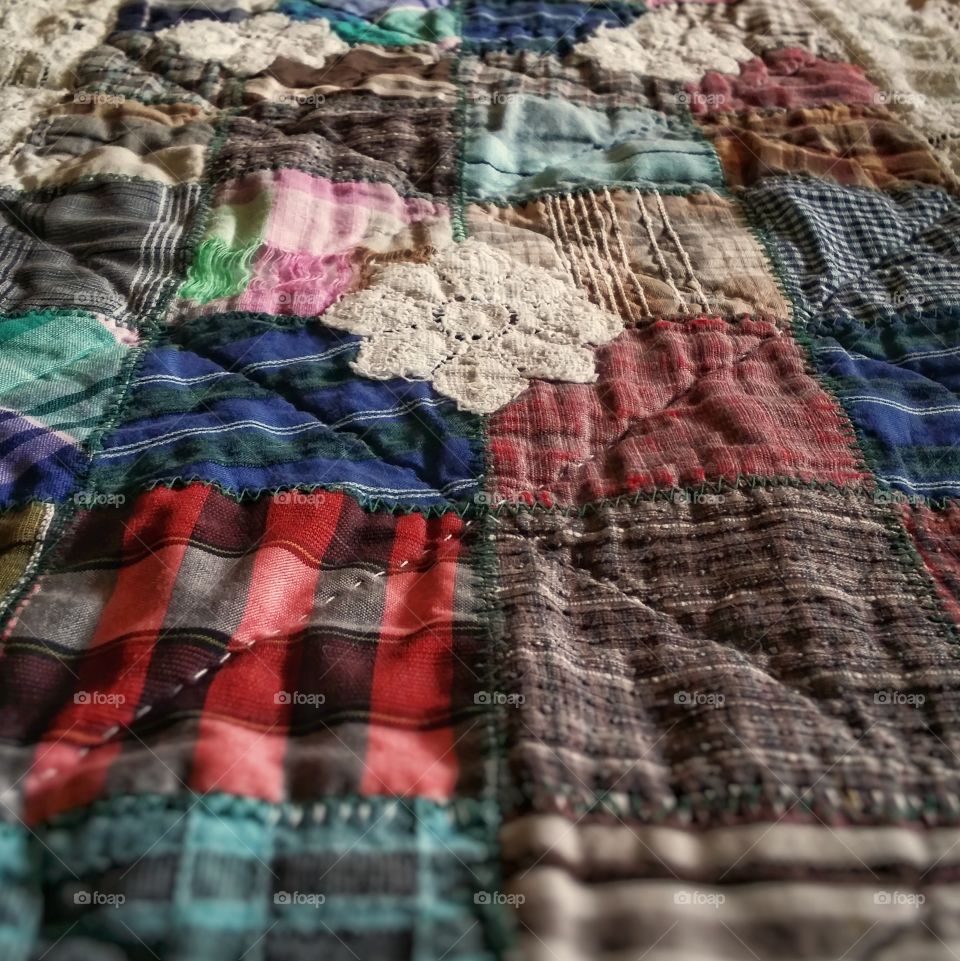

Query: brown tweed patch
[[493, 487, 960, 824]]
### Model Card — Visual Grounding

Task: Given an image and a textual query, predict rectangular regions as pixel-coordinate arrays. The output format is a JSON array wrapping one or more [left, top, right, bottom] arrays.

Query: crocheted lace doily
[[319, 239, 625, 414]]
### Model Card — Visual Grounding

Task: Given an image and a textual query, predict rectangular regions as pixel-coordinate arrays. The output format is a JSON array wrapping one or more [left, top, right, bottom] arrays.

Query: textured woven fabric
[[1, 2, 960, 961]]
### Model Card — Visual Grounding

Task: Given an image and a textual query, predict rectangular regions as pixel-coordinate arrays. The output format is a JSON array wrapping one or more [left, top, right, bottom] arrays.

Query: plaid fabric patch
[[0, 793, 504, 961], [89, 311, 483, 507], [746, 177, 960, 329], [0, 484, 491, 824], [467, 188, 789, 320], [0, 179, 202, 328], [0, 502, 53, 602], [702, 104, 954, 191], [812, 310, 960, 498], [179, 169, 451, 318], [686, 46, 880, 116], [903, 500, 960, 624], [0, 309, 131, 505], [14, 99, 216, 189], [490, 317, 865, 507], [493, 487, 960, 823]]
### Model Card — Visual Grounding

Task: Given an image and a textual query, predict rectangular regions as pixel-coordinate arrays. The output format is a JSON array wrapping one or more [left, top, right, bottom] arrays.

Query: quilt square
[[494, 488, 960, 823], [0, 179, 202, 328], [10, 98, 217, 190], [459, 49, 680, 114], [0, 484, 491, 824], [489, 317, 864, 507], [467, 187, 789, 321], [902, 500, 960, 626], [461, 0, 642, 53], [219, 92, 457, 199], [463, 90, 722, 203], [745, 177, 960, 329], [811, 310, 960, 499], [89, 312, 483, 508], [276, 0, 458, 47], [703, 104, 954, 192], [0, 310, 133, 506], [179, 168, 451, 318], [30, 794, 500, 961]]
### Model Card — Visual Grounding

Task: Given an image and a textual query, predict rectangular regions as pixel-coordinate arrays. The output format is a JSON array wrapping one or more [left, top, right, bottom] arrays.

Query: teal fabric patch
[[464, 94, 723, 201]]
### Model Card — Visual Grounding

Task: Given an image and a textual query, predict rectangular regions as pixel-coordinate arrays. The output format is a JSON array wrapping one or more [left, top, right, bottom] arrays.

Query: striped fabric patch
[[0, 180, 202, 328], [90, 312, 483, 507], [1, 484, 490, 824], [813, 310, 960, 498]]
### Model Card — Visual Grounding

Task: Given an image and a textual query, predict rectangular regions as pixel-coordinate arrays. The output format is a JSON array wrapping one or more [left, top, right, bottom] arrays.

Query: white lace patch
[[572, 4, 755, 84], [158, 12, 349, 76], [319, 239, 625, 415]]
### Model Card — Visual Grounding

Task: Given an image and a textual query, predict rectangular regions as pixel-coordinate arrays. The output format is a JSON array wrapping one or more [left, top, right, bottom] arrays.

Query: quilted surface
[[1, 1, 960, 959]]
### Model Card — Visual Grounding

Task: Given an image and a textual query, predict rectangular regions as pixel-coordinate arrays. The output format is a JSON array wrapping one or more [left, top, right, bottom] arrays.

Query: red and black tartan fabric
[[1, 486, 490, 823]]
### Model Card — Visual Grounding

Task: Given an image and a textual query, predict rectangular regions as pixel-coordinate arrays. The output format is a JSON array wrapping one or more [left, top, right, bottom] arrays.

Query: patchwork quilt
[[1, 0, 960, 958]]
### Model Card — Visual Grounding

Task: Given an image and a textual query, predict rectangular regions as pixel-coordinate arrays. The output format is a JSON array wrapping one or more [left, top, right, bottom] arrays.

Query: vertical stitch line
[[635, 188, 687, 314], [584, 190, 638, 322], [574, 191, 620, 316], [563, 193, 609, 311], [654, 189, 710, 314], [546, 194, 587, 292], [602, 186, 650, 319]]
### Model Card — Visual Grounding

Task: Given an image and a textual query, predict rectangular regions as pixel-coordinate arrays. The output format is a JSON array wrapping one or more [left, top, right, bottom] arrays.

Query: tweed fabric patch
[[0, 484, 490, 823], [489, 318, 865, 506], [493, 488, 960, 821]]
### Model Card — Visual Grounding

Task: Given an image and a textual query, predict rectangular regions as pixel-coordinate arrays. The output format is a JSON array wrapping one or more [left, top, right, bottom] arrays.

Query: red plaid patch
[[489, 317, 867, 507], [0, 486, 488, 823]]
